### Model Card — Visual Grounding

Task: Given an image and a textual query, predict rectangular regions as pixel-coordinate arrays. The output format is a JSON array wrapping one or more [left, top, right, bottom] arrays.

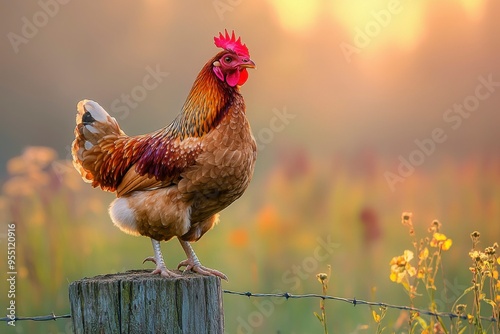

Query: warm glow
[[270, 0, 485, 54], [330, 0, 425, 53], [268, 0, 320, 33], [459, 0, 487, 21]]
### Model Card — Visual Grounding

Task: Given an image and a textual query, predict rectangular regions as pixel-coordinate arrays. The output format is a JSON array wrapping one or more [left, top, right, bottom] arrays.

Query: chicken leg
[[177, 239, 228, 281], [143, 238, 181, 278]]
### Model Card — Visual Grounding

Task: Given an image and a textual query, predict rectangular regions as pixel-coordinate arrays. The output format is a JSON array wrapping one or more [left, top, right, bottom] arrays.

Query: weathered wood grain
[[69, 270, 223, 334]]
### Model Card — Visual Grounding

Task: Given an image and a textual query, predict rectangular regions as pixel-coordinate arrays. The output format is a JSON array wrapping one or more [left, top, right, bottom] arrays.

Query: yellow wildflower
[[430, 233, 452, 251], [372, 310, 381, 323], [419, 247, 429, 260], [469, 250, 481, 261], [390, 250, 416, 283], [417, 268, 426, 279], [316, 273, 328, 284]]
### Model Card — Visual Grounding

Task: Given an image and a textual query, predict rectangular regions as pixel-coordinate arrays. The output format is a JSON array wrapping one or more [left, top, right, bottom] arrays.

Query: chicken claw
[[144, 239, 181, 278], [178, 239, 228, 281], [177, 258, 228, 280]]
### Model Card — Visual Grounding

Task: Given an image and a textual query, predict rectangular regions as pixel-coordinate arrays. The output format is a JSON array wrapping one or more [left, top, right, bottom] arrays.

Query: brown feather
[[72, 50, 257, 243]]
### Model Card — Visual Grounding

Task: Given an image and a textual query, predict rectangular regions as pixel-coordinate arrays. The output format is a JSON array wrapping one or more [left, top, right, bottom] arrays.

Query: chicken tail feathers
[[72, 99, 125, 192]]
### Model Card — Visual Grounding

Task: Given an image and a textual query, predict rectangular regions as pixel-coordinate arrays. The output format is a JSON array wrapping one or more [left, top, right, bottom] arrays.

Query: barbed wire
[[223, 290, 498, 323], [0, 312, 70, 322], [1, 290, 498, 324]]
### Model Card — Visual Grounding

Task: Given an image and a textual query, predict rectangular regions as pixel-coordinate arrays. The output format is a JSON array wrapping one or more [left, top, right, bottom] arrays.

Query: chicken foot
[[143, 238, 181, 278], [177, 239, 228, 281]]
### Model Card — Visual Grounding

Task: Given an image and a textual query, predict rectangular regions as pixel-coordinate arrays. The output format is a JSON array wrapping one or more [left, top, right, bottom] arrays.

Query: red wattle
[[238, 68, 249, 86], [226, 70, 240, 87]]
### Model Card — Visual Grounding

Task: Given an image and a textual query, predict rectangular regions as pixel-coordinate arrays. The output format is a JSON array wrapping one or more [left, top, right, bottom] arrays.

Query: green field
[[1, 147, 499, 333]]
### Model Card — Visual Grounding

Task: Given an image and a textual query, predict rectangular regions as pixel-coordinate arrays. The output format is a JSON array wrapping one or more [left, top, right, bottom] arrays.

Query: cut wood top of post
[[75, 269, 214, 283]]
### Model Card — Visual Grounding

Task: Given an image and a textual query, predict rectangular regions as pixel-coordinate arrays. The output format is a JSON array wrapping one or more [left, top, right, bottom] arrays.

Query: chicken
[[71, 30, 256, 280]]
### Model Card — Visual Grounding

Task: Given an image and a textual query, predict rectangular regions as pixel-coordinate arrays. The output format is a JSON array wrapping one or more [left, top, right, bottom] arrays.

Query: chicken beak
[[240, 59, 256, 69]]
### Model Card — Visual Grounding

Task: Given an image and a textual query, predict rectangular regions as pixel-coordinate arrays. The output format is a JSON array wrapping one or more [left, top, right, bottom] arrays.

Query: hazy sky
[[1, 0, 499, 178]]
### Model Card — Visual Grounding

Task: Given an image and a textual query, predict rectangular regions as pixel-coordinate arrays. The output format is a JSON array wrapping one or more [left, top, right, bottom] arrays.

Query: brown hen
[[72, 30, 256, 279]]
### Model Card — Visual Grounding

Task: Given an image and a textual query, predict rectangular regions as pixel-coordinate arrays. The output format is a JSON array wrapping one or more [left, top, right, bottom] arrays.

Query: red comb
[[214, 30, 250, 58]]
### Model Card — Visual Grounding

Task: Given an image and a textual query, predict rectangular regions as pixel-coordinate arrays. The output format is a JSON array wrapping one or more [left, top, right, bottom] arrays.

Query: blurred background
[[0, 0, 499, 333]]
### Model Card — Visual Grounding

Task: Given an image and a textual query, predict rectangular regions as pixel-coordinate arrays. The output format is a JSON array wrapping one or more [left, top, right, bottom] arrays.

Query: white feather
[[82, 99, 108, 123], [109, 198, 140, 236], [84, 141, 94, 150], [85, 124, 100, 134]]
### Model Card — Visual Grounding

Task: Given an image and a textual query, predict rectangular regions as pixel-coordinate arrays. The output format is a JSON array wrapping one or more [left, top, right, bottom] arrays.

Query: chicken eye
[[224, 56, 232, 63]]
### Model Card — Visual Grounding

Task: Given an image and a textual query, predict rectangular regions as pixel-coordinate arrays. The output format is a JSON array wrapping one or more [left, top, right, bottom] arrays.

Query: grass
[[314, 265, 331, 334], [312, 216, 500, 333], [0, 147, 499, 333], [384, 214, 499, 333]]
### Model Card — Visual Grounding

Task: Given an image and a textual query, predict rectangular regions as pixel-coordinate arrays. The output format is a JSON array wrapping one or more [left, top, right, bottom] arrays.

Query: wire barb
[[0, 313, 71, 322], [222, 290, 499, 323], [1, 290, 498, 324]]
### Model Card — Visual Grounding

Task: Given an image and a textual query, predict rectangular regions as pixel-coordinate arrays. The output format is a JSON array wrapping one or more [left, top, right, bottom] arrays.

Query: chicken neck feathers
[[72, 54, 243, 197]]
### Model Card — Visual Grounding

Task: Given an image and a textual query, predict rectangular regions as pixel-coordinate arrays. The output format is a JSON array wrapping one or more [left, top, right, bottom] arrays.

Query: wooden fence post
[[69, 269, 224, 334]]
